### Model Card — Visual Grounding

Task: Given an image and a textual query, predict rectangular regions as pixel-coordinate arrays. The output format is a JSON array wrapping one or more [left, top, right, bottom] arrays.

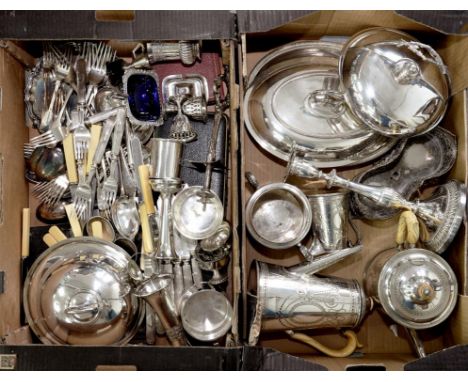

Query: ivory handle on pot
[[138, 164, 156, 215], [21, 208, 30, 258], [91, 220, 103, 240], [43, 233, 58, 248], [139, 204, 154, 254], [63, 133, 78, 184], [286, 330, 362, 358], [396, 210, 420, 247], [49, 225, 67, 242], [65, 204, 83, 237], [86, 124, 102, 175]]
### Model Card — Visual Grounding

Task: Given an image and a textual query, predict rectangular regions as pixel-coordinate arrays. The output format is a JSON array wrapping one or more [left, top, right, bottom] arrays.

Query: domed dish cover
[[244, 40, 398, 168], [350, 127, 457, 220], [23, 237, 144, 345], [369, 248, 457, 330], [339, 28, 450, 137]]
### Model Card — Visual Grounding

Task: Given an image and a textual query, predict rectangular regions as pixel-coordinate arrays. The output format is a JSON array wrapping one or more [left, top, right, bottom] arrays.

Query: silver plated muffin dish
[[23, 237, 143, 345]]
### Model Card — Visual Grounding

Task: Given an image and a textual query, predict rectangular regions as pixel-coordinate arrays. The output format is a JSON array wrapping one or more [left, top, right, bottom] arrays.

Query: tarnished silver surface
[[122, 68, 164, 127], [249, 261, 367, 345], [246, 182, 312, 250], [23, 237, 143, 345], [244, 40, 397, 167], [287, 150, 466, 254], [200, 221, 231, 252], [365, 248, 457, 330], [351, 128, 457, 220], [307, 191, 349, 252], [162, 74, 209, 104], [340, 28, 450, 137]]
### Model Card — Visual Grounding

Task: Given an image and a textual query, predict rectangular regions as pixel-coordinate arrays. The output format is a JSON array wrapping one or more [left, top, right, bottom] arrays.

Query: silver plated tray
[[351, 127, 457, 220], [244, 41, 398, 168]]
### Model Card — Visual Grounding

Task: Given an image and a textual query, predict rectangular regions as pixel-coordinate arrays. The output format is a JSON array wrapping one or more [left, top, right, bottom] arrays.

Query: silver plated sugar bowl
[[340, 28, 450, 137], [365, 248, 458, 330]]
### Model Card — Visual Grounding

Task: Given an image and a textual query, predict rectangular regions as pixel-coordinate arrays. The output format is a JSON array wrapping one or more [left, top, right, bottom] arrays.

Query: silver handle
[[158, 193, 175, 260], [86, 118, 115, 183], [108, 108, 126, 178], [173, 262, 184, 312], [182, 261, 193, 291], [75, 58, 87, 107]]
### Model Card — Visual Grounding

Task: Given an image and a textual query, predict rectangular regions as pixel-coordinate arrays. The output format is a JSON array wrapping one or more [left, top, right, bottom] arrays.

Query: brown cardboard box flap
[[451, 294, 468, 345], [237, 10, 468, 35], [0, 10, 236, 40]]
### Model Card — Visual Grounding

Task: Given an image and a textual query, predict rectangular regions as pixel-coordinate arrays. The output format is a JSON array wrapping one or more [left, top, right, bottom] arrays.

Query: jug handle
[[285, 329, 363, 358]]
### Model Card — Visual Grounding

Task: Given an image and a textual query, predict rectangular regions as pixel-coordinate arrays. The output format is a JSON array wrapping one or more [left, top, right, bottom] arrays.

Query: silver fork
[[82, 42, 116, 86], [29, 86, 73, 147], [98, 108, 126, 214], [72, 58, 93, 220], [50, 44, 75, 84], [37, 79, 61, 134], [74, 114, 118, 220], [23, 143, 36, 159], [73, 58, 91, 164], [33, 174, 70, 206]]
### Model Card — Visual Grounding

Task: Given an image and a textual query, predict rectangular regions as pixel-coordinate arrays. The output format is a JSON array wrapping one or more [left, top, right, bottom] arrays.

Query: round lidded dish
[[244, 40, 397, 168], [366, 248, 457, 330], [339, 27, 450, 138], [23, 237, 143, 345]]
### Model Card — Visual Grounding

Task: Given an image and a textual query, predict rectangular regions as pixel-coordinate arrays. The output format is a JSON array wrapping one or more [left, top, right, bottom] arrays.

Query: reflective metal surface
[[244, 40, 397, 167], [172, 186, 224, 240], [23, 237, 143, 345], [181, 289, 233, 342], [249, 261, 368, 345], [307, 191, 350, 252], [365, 248, 457, 329], [111, 197, 140, 241], [351, 128, 457, 220], [162, 74, 209, 103], [340, 28, 450, 137], [149, 138, 183, 181], [246, 182, 312, 249]]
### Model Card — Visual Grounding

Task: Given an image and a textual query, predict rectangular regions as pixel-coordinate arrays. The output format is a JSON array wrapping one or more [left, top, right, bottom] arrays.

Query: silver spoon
[[111, 149, 140, 240]]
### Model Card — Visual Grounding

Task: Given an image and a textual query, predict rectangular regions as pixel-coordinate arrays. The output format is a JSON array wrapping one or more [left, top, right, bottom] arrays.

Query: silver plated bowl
[[246, 182, 312, 249], [340, 28, 450, 137]]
